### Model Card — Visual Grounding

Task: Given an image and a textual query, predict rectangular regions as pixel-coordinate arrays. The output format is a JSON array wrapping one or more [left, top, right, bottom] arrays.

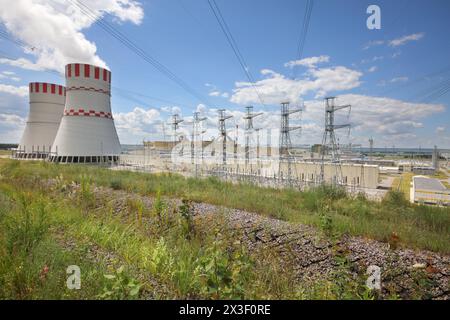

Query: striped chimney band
[[64, 108, 113, 119], [66, 63, 112, 84], [66, 86, 111, 96], [29, 82, 66, 96]]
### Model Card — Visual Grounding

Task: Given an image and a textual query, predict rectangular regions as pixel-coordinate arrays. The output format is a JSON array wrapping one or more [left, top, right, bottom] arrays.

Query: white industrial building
[[16, 82, 65, 159], [411, 176, 450, 206], [50, 63, 121, 164]]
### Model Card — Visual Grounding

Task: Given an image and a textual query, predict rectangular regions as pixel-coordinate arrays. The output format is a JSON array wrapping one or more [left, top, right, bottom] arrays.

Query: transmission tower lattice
[[170, 113, 184, 143], [320, 97, 351, 186], [279, 102, 302, 183], [218, 109, 233, 174], [192, 112, 206, 175], [243, 106, 263, 166]]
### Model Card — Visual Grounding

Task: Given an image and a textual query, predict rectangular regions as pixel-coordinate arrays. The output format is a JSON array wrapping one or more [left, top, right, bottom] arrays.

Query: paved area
[[414, 176, 447, 192], [412, 176, 450, 205]]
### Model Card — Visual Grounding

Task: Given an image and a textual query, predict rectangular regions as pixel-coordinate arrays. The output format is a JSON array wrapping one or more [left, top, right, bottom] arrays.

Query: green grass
[[0, 150, 11, 156], [0, 188, 111, 299], [0, 162, 374, 299], [1, 159, 449, 254], [391, 173, 414, 200]]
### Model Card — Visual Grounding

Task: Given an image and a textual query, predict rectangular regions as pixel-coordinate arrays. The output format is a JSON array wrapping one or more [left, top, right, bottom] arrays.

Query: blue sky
[[0, 0, 449, 147]]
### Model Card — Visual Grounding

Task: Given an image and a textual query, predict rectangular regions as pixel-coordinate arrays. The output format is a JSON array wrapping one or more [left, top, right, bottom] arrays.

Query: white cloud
[[363, 33, 424, 52], [285, 55, 330, 68], [110, 95, 446, 147], [363, 40, 384, 50], [209, 91, 221, 97], [113, 107, 163, 143], [390, 77, 408, 83], [0, 0, 144, 72], [196, 104, 207, 113], [0, 57, 45, 71], [367, 66, 377, 73], [302, 94, 445, 145], [205, 83, 229, 99], [0, 70, 22, 82], [230, 65, 362, 104], [0, 84, 28, 97], [361, 56, 383, 64], [0, 113, 26, 142], [436, 126, 446, 134], [389, 32, 425, 47]]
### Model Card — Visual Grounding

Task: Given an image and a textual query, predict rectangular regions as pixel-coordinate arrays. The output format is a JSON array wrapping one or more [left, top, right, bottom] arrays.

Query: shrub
[[196, 237, 251, 299], [178, 199, 195, 239]]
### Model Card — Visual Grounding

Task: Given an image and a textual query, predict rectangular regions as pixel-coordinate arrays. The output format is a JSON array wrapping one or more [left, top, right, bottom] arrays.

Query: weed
[[79, 175, 95, 209], [178, 199, 195, 239], [98, 266, 142, 300], [6, 193, 49, 254], [110, 178, 123, 190], [152, 189, 166, 222]]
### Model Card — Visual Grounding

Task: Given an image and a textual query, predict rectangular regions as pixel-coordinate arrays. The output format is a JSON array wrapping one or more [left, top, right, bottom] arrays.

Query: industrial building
[[13, 77, 437, 195], [411, 176, 450, 206], [49, 63, 121, 164], [15, 82, 65, 159]]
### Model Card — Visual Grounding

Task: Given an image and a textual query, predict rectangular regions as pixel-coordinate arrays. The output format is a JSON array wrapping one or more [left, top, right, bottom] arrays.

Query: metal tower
[[320, 97, 351, 185], [218, 109, 233, 173], [279, 102, 302, 183], [234, 125, 239, 161], [243, 106, 263, 166], [369, 137, 374, 161], [170, 113, 184, 143], [432, 145, 439, 171], [255, 128, 261, 170], [191, 112, 206, 172]]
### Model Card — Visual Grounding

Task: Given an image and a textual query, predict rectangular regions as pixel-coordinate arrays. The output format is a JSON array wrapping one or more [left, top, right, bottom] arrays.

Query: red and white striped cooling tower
[[50, 63, 121, 164], [17, 82, 65, 159]]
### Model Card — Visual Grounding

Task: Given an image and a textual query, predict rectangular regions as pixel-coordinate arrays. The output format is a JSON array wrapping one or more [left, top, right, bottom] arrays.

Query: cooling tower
[[50, 63, 121, 164], [16, 82, 65, 159]]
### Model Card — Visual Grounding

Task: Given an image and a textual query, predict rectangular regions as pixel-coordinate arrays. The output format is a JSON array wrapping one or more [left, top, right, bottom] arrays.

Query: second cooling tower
[[17, 82, 65, 159], [50, 63, 121, 164]]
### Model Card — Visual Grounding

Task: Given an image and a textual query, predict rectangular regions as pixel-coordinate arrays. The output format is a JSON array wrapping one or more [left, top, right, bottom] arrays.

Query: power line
[[0, 50, 61, 76], [292, 0, 314, 79], [68, 0, 210, 106], [418, 78, 450, 103], [207, 0, 266, 106], [0, 28, 30, 49], [0, 51, 189, 114], [380, 65, 450, 96]]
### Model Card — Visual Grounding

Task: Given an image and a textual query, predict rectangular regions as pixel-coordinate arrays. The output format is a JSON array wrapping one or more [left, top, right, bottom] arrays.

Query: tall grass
[[0, 172, 374, 299], [0, 159, 449, 254]]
